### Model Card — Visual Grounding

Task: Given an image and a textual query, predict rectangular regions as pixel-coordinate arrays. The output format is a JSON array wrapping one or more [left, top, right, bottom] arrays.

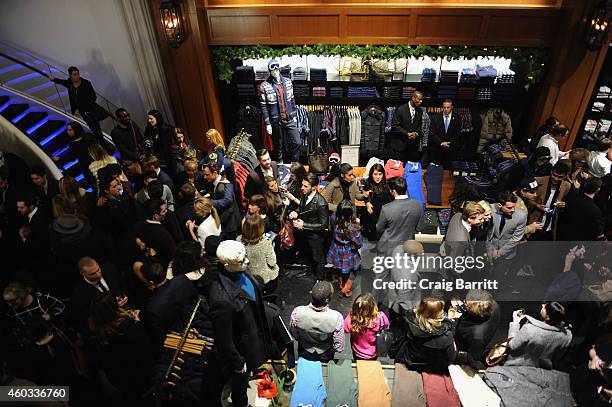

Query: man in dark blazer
[[29, 166, 59, 212], [141, 262, 199, 350], [71, 257, 125, 330], [202, 162, 242, 239], [144, 155, 174, 190], [429, 99, 460, 167], [391, 91, 425, 163], [16, 192, 50, 262], [289, 173, 330, 279], [376, 177, 424, 256], [95, 176, 139, 240], [244, 149, 279, 199], [134, 199, 177, 267], [557, 177, 605, 241], [175, 183, 199, 240]]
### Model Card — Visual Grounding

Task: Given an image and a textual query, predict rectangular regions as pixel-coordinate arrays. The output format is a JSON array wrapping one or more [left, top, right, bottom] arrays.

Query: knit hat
[[533, 146, 551, 159], [52, 214, 85, 235], [267, 59, 280, 71], [519, 177, 539, 192], [216, 240, 246, 264]]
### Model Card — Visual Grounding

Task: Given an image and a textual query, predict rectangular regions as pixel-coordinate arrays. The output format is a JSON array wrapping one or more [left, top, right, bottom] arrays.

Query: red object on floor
[[422, 372, 461, 407]]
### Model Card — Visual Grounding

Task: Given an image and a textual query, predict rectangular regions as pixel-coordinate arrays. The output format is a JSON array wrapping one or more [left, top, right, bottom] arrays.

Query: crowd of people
[[0, 86, 611, 406]]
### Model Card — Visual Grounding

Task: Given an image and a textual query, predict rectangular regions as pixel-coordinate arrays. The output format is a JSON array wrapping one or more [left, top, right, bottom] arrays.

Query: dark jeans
[[272, 119, 301, 163], [203, 359, 250, 407], [82, 110, 104, 144], [298, 232, 326, 279]]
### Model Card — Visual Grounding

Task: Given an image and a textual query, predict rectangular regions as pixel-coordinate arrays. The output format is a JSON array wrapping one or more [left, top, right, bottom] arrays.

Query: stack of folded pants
[[347, 86, 379, 98], [456, 85, 476, 101], [402, 86, 417, 98], [312, 86, 326, 97], [280, 64, 292, 79], [310, 68, 327, 81], [421, 68, 437, 82], [477, 87, 492, 100], [329, 86, 343, 97], [294, 84, 310, 98], [293, 67, 307, 81], [438, 85, 457, 99], [382, 86, 402, 98], [476, 65, 497, 84], [439, 70, 459, 83], [255, 68, 269, 81]]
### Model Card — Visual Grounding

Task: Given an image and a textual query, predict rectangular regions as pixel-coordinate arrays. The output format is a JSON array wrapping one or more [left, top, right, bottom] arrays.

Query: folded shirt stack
[[596, 85, 611, 98], [421, 68, 437, 82], [294, 84, 310, 98], [439, 70, 459, 84], [494, 86, 514, 101], [310, 68, 327, 81], [347, 86, 380, 98], [236, 83, 256, 96], [255, 68, 269, 81], [293, 67, 308, 81], [477, 87, 493, 100], [460, 68, 478, 83], [402, 86, 417, 98], [329, 86, 343, 97], [456, 85, 477, 100], [438, 84, 457, 99], [451, 161, 479, 176], [280, 65, 292, 79], [312, 86, 326, 97], [381, 86, 402, 98], [476, 65, 497, 85], [234, 65, 255, 83], [496, 69, 515, 85]]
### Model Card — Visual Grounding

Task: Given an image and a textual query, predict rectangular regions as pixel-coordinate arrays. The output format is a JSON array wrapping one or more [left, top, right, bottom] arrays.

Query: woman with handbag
[[343, 293, 390, 360]]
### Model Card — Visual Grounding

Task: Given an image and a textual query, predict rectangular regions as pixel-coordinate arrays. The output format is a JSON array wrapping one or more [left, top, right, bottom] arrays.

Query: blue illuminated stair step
[[40, 124, 67, 146], [26, 116, 50, 135], [11, 107, 32, 123]]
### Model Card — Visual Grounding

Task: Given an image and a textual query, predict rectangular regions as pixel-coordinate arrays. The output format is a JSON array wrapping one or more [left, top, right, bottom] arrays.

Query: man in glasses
[[110, 107, 144, 170], [259, 59, 301, 163]]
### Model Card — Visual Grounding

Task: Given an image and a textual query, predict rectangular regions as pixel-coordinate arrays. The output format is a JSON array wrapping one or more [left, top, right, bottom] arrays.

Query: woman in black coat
[[454, 290, 501, 369], [144, 109, 174, 175], [360, 163, 392, 240], [393, 298, 457, 374]]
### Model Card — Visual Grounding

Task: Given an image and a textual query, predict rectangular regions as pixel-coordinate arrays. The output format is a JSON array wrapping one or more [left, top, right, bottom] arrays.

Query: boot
[[341, 279, 353, 297], [338, 275, 345, 291]]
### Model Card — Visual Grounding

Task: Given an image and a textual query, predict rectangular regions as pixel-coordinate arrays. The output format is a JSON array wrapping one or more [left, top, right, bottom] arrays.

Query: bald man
[[391, 91, 427, 162]]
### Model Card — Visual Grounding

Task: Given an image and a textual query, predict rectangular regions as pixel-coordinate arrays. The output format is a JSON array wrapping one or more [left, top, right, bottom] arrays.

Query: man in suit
[[134, 199, 176, 267], [96, 176, 139, 239], [376, 177, 424, 256], [29, 166, 59, 212], [16, 192, 50, 263], [244, 148, 279, 199], [440, 201, 485, 259], [71, 257, 125, 331], [202, 162, 242, 239], [429, 99, 460, 168], [530, 161, 572, 241], [289, 173, 330, 279], [557, 177, 605, 241], [489, 191, 527, 282], [144, 155, 174, 190], [176, 183, 200, 240], [141, 262, 199, 350], [391, 91, 426, 163]]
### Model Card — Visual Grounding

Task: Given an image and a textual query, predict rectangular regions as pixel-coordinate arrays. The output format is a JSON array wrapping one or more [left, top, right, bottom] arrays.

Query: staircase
[[0, 42, 119, 189]]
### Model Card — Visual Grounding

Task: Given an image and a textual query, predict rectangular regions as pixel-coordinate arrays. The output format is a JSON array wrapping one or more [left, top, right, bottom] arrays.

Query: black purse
[[308, 146, 329, 174], [376, 325, 394, 357]]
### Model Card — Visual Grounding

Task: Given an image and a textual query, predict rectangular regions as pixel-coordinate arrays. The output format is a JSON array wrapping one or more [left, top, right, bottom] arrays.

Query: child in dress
[[344, 293, 390, 360], [326, 200, 362, 297]]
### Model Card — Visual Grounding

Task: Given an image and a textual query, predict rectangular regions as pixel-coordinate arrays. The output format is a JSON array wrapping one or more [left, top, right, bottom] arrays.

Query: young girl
[[327, 200, 362, 297], [343, 293, 390, 360]]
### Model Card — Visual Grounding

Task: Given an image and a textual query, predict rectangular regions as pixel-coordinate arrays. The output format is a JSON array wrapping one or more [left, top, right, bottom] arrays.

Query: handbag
[[279, 219, 295, 249], [87, 104, 110, 122], [308, 146, 329, 174], [376, 323, 393, 357], [485, 339, 510, 367]]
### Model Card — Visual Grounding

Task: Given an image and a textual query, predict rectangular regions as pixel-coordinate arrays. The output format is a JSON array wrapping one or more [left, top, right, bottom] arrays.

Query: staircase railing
[[0, 41, 120, 136]]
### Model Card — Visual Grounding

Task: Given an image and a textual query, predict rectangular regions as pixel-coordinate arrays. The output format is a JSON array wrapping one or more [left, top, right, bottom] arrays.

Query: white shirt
[[262, 166, 274, 178], [27, 206, 39, 222], [84, 276, 109, 293], [305, 190, 316, 206], [537, 134, 561, 165], [409, 104, 416, 120], [461, 219, 472, 233], [395, 194, 409, 200], [196, 215, 221, 248], [146, 219, 161, 225], [542, 188, 556, 232], [590, 151, 611, 177]]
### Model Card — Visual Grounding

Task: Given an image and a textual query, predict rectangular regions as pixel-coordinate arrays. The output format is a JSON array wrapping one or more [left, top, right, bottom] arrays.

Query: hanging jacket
[[361, 104, 385, 152], [260, 76, 297, 125], [478, 108, 513, 152]]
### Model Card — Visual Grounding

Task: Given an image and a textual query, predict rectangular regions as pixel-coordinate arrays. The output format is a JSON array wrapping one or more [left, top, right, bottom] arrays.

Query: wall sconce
[[586, 0, 612, 51], [160, 0, 185, 48]]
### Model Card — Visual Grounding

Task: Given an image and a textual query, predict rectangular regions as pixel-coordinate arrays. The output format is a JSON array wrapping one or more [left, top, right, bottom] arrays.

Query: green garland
[[211, 44, 548, 84]]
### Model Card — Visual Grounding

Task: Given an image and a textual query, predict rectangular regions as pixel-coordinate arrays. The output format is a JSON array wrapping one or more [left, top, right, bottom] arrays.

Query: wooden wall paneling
[[205, 0, 563, 8], [415, 14, 483, 40], [487, 15, 555, 42], [345, 15, 412, 39], [209, 15, 272, 41], [277, 15, 340, 38]]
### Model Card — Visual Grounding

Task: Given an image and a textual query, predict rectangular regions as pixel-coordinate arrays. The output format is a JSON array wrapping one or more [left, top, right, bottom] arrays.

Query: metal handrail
[[0, 40, 121, 129]]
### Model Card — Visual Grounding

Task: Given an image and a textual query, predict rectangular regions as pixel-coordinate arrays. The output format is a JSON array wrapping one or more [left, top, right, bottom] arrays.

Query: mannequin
[[259, 59, 301, 163]]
